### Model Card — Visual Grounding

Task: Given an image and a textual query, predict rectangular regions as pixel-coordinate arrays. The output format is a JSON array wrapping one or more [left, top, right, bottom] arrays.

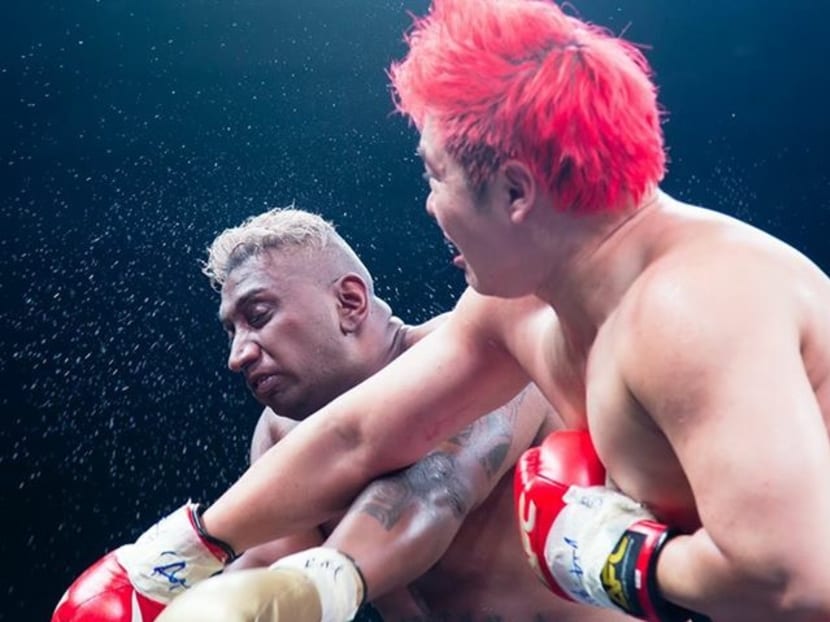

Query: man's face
[[418, 120, 525, 297], [218, 249, 354, 419]]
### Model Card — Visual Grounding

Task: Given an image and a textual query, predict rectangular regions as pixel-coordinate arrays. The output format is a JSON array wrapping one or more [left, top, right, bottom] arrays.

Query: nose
[[425, 191, 435, 217], [227, 332, 260, 373]]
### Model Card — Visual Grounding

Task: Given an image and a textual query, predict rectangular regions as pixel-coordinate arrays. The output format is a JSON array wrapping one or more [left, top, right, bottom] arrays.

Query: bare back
[[207, 195, 830, 621]]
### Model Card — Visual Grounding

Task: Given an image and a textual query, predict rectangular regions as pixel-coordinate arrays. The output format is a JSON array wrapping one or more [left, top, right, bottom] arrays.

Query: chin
[[471, 279, 532, 299], [277, 400, 321, 421], [262, 396, 299, 419]]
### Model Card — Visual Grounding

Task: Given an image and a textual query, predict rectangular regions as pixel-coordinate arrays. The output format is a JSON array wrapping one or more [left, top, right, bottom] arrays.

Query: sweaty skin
[[187, 2, 830, 617], [218, 244, 629, 621], [240, 393, 620, 621], [66, 1, 830, 615], [202, 185, 830, 622]]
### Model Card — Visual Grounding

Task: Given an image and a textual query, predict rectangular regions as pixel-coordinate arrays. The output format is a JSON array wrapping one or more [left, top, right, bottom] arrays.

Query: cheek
[[297, 309, 342, 342], [428, 182, 446, 208], [431, 194, 458, 229]]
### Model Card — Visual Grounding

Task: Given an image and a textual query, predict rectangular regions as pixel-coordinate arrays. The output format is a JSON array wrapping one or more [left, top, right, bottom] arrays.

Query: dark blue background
[[1, 2, 828, 620]]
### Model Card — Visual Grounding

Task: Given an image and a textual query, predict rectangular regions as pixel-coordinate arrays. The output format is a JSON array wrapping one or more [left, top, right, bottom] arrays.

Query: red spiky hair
[[389, 0, 666, 213]]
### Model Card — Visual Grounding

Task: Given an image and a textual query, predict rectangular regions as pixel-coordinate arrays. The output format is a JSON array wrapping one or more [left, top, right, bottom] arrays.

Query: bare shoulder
[[249, 407, 300, 463], [610, 208, 830, 558], [399, 313, 450, 349], [615, 213, 823, 425], [398, 288, 542, 355], [450, 287, 548, 344], [624, 216, 817, 340]]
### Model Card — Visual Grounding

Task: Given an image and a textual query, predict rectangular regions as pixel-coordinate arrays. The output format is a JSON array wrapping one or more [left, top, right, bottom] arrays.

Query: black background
[[1, 2, 828, 620]]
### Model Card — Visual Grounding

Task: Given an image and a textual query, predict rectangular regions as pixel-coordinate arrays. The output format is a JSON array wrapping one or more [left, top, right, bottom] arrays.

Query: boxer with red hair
[[390, 0, 664, 214]]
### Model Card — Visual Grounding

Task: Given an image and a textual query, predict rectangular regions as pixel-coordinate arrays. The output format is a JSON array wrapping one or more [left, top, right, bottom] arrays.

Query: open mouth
[[250, 373, 280, 395], [443, 237, 467, 270]]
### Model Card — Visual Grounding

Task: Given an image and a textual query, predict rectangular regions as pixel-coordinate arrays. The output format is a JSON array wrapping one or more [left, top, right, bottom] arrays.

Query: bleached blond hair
[[203, 206, 373, 291]]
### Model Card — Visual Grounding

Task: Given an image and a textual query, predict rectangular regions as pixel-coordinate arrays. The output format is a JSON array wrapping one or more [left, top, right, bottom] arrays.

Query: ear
[[334, 273, 370, 334], [501, 160, 538, 224]]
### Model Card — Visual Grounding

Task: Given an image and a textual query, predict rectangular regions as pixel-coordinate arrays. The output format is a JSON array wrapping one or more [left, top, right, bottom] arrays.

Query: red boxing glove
[[52, 503, 237, 622], [515, 431, 706, 622], [514, 429, 606, 599]]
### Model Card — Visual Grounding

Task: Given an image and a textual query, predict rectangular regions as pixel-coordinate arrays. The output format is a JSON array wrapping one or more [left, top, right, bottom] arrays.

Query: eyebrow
[[217, 287, 267, 324]]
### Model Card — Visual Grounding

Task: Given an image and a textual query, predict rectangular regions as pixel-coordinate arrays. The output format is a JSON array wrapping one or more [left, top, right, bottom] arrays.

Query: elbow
[[735, 557, 830, 622], [753, 544, 830, 621], [666, 533, 830, 622]]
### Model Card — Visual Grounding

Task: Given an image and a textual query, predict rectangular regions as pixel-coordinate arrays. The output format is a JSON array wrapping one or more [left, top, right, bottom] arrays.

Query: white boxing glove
[[156, 547, 365, 622]]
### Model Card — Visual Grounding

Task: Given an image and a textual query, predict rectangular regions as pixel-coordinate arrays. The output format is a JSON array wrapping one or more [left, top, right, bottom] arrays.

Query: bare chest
[[411, 475, 566, 619], [590, 322, 700, 528], [513, 317, 700, 529]]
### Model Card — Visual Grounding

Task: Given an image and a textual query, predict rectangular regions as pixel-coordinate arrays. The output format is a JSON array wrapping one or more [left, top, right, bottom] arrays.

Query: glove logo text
[[152, 555, 189, 592], [516, 489, 543, 579], [601, 534, 631, 611], [601, 531, 647, 617]]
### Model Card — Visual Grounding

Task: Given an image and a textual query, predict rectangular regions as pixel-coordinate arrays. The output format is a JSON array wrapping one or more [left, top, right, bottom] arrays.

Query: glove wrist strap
[[117, 502, 228, 603], [189, 503, 240, 563], [605, 521, 710, 622], [271, 547, 366, 622]]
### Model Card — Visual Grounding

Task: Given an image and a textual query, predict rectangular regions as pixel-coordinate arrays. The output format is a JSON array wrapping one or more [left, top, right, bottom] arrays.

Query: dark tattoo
[[359, 452, 469, 529], [358, 387, 529, 530], [480, 442, 509, 480], [454, 385, 526, 479]]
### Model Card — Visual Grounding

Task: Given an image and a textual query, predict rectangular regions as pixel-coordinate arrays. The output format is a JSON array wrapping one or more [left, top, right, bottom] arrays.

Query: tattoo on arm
[[357, 387, 529, 530], [450, 385, 526, 479], [358, 452, 469, 529]]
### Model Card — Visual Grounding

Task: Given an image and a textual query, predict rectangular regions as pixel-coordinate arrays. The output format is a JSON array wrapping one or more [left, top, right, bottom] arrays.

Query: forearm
[[203, 408, 459, 553], [203, 314, 527, 555], [324, 388, 542, 601], [204, 413, 378, 552], [657, 529, 830, 622], [325, 473, 466, 601]]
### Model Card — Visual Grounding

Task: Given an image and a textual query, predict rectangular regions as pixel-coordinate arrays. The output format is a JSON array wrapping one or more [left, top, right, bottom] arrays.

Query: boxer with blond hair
[[54, 208, 629, 622]]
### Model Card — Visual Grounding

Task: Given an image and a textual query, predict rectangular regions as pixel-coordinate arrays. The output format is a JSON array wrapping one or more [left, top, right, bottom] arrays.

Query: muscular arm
[[229, 317, 554, 603], [202, 289, 531, 553], [623, 255, 830, 621], [326, 383, 551, 601], [227, 410, 326, 572]]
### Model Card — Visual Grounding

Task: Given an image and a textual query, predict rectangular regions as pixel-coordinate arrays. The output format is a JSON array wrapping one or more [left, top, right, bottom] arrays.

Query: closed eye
[[221, 319, 234, 338], [248, 312, 269, 328]]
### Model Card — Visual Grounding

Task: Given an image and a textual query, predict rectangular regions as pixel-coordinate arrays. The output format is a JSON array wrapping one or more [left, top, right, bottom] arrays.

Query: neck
[[535, 189, 664, 353], [363, 297, 409, 376]]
